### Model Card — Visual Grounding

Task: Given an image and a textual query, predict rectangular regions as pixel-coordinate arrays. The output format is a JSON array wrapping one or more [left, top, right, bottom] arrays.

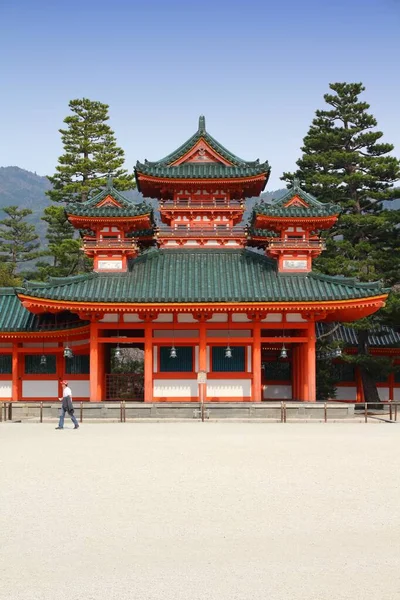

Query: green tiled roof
[[19, 249, 385, 304], [0, 289, 89, 332], [135, 115, 270, 182], [67, 178, 154, 219], [316, 323, 400, 348], [253, 180, 339, 218]]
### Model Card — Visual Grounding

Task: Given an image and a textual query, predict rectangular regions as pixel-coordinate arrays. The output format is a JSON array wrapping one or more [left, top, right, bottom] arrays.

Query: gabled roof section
[[66, 177, 154, 219], [16, 249, 386, 305], [253, 179, 340, 218], [135, 116, 270, 181]]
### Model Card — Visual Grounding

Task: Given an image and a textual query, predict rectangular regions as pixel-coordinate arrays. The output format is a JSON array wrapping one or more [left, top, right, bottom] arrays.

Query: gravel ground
[[0, 422, 399, 600]]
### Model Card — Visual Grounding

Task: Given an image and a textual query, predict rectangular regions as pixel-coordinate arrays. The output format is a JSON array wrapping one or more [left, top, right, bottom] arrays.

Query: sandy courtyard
[[0, 422, 399, 600]]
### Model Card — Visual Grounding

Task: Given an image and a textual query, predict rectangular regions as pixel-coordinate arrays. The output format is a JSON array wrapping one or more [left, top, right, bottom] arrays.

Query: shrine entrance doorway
[[105, 344, 145, 401]]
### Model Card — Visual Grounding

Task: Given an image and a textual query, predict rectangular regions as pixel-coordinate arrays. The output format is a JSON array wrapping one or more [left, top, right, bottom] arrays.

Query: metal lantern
[[63, 345, 73, 359], [170, 346, 177, 359], [114, 345, 122, 361], [225, 345, 232, 359], [334, 347, 342, 357], [40, 354, 47, 367], [279, 344, 288, 359]]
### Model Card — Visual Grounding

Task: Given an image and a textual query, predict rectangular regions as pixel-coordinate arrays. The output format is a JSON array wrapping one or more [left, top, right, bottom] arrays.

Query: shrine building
[[0, 116, 395, 404]]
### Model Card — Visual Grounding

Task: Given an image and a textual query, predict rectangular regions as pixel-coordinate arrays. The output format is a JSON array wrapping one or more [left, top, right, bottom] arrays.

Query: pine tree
[[0, 206, 41, 275], [283, 82, 400, 404], [30, 206, 92, 280], [47, 98, 135, 203]]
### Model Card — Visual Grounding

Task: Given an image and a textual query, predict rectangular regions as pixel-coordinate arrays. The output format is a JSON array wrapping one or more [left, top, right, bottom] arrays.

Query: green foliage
[[0, 263, 22, 287], [47, 98, 135, 204], [0, 206, 42, 275], [282, 82, 400, 403]]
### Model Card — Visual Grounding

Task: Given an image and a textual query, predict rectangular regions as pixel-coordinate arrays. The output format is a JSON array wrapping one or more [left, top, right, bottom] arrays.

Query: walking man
[[56, 380, 79, 430]]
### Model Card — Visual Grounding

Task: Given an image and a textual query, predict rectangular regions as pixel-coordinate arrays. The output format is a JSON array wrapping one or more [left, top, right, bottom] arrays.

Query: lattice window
[[65, 355, 90, 374], [159, 346, 193, 372], [0, 355, 12, 374], [25, 355, 57, 374], [264, 361, 291, 381], [212, 346, 245, 372]]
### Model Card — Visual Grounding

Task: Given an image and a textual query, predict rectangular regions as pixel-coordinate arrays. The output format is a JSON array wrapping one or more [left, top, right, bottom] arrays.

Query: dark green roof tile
[[19, 249, 385, 305], [67, 179, 154, 219], [135, 115, 270, 181], [253, 180, 339, 219]]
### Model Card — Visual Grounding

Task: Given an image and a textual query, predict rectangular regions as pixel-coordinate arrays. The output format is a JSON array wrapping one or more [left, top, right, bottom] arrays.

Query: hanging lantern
[[334, 347, 342, 358], [63, 345, 73, 359], [225, 345, 232, 359], [279, 344, 288, 359], [114, 345, 122, 361], [170, 346, 177, 359], [40, 354, 47, 367]]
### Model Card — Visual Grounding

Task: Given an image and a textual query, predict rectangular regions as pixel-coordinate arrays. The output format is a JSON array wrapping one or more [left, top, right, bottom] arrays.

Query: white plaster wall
[[207, 329, 251, 338], [207, 379, 251, 398], [153, 330, 198, 338], [153, 347, 158, 373], [195, 346, 199, 372], [23, 343, 55, 348], [177, 314, 197, 323], [394, 388, 400, 401], [69, 339, 90, 347], [247, 346, 252, 372], [286, 313, 306, 322], [0, 343, 12, 348], [0, 382, 12, 398], [153, 380, 198, 398], [154, 315, 173, 322], [70, 380, 90, 397], [263, 385, 292, 400], [262, 314, 282, 322], [232, 314, 251, 322], [335, 386, 357, 401], [208, 314, 228, 322], [123, 314, 143, 322], [22, 380, 58, 398], [378, 387, 390, 401], [99, 314, 119, 322]]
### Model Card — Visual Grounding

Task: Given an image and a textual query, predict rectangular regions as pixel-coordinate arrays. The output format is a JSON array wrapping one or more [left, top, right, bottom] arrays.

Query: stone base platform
[[3, 401, 355, 422]]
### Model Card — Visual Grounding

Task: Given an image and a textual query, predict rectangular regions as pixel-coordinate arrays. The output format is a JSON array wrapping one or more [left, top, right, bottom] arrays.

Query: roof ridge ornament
[[292, 177, 300, 191], [198, 115, 206, 134]]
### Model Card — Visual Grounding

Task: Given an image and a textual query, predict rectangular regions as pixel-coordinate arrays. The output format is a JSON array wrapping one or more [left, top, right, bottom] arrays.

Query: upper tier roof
[[135, 116, 270, 183], [253, 180, 340, 219], [18, 249, 385, 305], [66, 177, 154, 219]]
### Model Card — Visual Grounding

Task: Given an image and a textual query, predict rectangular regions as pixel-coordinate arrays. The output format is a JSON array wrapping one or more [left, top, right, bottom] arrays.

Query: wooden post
[[144, 321, 153, 403], [89, 321, 100, 402], [12, 342, 19, 402], [199, 321, 207, 402], [307, 321, 316, 402], [252, 321, 262, 402]]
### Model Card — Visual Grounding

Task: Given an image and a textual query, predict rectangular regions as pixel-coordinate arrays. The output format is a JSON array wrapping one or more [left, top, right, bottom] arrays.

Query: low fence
[[0, 401, 399, 423]]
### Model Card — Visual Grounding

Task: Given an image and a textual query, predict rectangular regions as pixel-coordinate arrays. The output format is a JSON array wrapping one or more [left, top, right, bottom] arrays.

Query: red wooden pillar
[[355, 367, 363, 403], [199, 320, 207, 401], [292, 346, 298, 401], [252, 321, 262, 402], [144, 321, 153, 403], [299, 343, 308, 402], [89, 321, 100, 402], [307, 321, 316, 402], [12, 342, 19, 401], [97, 342, 105, 401]]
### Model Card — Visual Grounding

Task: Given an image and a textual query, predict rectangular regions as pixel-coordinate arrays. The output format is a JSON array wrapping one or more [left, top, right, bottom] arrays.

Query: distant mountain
[[0, 167, 52, 242]]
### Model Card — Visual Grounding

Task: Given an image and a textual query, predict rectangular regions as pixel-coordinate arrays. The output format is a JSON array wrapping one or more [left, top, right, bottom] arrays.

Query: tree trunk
[[358, 329, 381, 408]]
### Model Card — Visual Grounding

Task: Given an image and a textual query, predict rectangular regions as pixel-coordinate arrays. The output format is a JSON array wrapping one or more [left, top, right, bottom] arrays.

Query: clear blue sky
[[1, 0, 399, 189]]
